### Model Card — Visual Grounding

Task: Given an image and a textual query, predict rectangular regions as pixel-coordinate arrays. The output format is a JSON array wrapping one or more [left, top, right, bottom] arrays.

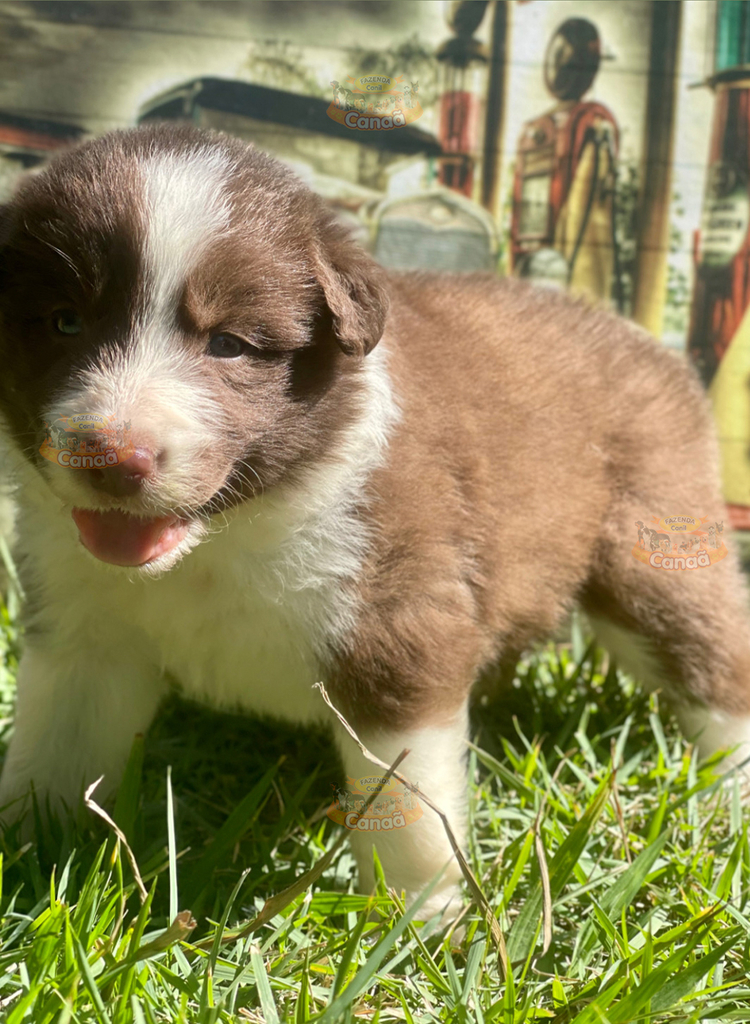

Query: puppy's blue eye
[[208, 333, 247, 359], [53, 310, 83, 336]]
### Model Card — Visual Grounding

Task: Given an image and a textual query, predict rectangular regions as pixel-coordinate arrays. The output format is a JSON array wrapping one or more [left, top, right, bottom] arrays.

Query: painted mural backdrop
[[1, 0, 749, 524]]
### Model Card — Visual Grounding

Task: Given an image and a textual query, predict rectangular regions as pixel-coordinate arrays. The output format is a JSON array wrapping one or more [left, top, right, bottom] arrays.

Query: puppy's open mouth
[[71, 508, 193, 567]]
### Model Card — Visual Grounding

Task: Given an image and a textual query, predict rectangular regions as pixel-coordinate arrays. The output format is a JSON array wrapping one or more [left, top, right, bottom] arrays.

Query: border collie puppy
[[1, 125, 749, 920]]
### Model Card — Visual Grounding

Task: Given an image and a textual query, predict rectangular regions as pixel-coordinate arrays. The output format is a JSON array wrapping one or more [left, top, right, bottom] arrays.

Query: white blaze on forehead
[[40, 148, 237, 513], [139, 148, 233, 323]]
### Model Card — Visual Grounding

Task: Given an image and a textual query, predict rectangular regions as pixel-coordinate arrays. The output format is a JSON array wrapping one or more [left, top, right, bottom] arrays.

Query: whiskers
[[180, 463, 265, 541], [173, 462, 271, 548], [237, 462, 265, 497], [173, 499, 227, 541]]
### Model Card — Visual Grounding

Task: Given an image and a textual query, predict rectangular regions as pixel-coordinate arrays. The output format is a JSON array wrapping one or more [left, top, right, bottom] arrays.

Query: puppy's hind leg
[[581, 497, 750, 773]]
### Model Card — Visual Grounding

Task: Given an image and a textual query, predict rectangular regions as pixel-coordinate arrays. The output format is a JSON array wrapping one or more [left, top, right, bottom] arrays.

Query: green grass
[[0, 585, 749, 1022]]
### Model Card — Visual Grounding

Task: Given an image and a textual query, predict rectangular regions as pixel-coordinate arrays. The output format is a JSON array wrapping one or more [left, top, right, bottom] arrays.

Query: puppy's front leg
[[0, 639, 165, 824], [334, 703, 469, 921]]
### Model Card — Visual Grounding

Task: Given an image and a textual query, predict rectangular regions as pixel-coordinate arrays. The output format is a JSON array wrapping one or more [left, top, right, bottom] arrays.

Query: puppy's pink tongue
[[72, 509, 189, 566]]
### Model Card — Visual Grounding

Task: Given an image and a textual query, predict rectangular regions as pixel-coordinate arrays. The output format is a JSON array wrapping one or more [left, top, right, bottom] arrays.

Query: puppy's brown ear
[[313, 226, 389, 357]]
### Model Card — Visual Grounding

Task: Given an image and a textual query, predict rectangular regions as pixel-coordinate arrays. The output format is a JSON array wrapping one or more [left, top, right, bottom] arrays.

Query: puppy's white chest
[[130, 508, 361, 723], [148, 573, 323, 721]]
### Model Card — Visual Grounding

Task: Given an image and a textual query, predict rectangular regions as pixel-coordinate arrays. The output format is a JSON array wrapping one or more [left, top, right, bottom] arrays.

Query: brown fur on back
[[330, 275, 747, 725]]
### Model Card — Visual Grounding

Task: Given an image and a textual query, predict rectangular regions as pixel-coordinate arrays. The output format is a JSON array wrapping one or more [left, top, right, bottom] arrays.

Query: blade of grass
[[250, 944, 280, 1024], [166, 766, 178, 925], [650, 934, 740, 1013], [507, 770, 613, 964]]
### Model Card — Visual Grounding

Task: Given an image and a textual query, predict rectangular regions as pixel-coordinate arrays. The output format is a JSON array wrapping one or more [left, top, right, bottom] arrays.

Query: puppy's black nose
[[86, 448, 155, 498]]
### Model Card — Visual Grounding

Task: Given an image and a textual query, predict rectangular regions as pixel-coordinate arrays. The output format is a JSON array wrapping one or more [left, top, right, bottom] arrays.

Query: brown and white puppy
[[1, 125, 750, 920]]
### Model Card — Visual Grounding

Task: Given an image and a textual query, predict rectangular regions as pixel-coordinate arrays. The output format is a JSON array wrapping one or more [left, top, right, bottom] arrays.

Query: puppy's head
[[0, 125, 388, 572]]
